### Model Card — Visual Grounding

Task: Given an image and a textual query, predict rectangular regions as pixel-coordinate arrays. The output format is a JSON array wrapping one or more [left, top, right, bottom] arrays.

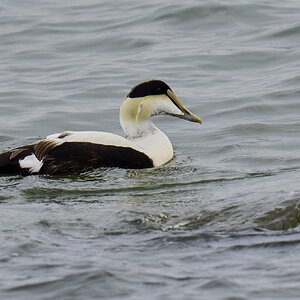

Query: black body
[[0, 141, 153, 175]]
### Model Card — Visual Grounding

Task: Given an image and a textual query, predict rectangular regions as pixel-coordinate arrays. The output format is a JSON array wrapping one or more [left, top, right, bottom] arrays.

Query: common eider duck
[[0, 80, 202, 175]]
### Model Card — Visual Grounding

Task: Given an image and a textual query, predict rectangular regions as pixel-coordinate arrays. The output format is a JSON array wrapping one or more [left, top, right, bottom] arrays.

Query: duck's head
[[120, 80, 202, 125]]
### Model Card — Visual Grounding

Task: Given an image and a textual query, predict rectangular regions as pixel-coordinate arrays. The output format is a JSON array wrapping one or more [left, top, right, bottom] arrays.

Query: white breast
[[132, 128, 173, 167]]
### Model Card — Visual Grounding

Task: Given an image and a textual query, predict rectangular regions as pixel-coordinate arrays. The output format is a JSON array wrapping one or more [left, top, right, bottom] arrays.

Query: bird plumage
[[0, 80, 202, 175]]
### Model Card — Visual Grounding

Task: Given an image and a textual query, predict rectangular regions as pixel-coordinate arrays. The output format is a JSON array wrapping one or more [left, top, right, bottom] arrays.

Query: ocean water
[[1, 0, 300, 299]]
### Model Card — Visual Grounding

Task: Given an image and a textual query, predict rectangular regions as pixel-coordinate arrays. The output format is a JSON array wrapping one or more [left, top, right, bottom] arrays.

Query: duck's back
[[0, 131, 154, 175]]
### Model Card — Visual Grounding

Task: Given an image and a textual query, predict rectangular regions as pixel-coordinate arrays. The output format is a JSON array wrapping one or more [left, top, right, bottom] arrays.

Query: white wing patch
[[19, 154, 43, 174]]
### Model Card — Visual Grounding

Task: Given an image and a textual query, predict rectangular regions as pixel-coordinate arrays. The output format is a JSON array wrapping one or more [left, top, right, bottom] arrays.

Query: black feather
[[127, 80, 172, 98], [40, 142, 153, 175], [0, 145, 34, 175], [0, 141, 153, 176]]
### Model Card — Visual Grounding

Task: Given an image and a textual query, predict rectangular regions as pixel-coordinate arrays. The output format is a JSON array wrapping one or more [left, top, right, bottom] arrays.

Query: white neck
[[120, 119, 173, 167], [119, 96, 176, 166], [121, 119, 156, 139]]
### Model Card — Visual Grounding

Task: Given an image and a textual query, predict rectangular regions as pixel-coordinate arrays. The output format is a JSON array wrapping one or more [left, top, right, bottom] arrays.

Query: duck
[[0, 80, 202, 175]]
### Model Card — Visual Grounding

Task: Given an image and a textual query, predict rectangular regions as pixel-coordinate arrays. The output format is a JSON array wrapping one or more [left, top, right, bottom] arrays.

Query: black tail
[[0, 147, 33, 175]]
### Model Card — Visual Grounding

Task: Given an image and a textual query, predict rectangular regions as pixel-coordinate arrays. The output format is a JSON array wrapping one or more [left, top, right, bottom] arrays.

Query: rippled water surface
[[1, 0, 300, 299]]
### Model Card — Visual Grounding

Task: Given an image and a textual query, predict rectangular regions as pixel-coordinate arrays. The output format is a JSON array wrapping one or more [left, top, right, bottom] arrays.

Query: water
[[1, 0, 300, 299]]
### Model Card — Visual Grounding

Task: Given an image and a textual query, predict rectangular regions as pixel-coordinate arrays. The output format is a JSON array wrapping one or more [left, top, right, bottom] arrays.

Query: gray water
[[1, 0, 300, 299]]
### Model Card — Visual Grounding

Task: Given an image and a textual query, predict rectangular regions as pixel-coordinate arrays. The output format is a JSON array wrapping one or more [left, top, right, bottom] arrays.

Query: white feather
[[49, 131, 144, 151], [19, 154, 43, 174], [46, 131, 75, 139], [133, 127, 173, 167]]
